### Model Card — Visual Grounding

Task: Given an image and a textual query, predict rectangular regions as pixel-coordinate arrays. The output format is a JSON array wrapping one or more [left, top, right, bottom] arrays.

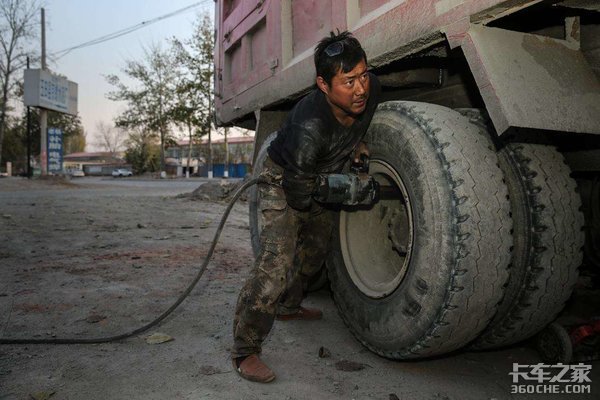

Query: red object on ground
[[570, 320, 600, 347]]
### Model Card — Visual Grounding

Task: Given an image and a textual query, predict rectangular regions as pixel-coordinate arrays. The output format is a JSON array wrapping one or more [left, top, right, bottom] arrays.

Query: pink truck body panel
[[215, 1, 600, 137], [214, 0, 531, 124]]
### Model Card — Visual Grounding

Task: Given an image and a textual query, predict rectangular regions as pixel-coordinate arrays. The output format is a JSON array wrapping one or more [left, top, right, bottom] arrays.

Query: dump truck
[[214, 0, 600, 359]]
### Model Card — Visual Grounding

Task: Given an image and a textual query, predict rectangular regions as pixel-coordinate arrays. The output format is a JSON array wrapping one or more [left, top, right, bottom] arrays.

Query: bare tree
[[0, 0, 39, 168], [94, 120, 126, 155]]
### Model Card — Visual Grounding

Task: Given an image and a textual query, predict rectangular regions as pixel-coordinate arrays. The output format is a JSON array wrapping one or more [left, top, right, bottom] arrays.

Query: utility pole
[[40, 8, 48, 176], [26, 57, 32, 178], [224, 127, 229, 178], [207, 62, 213, 179], [207, 125, 212, 179]]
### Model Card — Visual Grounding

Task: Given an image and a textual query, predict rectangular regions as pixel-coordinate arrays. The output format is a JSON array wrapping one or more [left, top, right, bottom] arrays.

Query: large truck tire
[[473, 143, 584, 349], [327, 101, 512, 359], [476, 145, 583, 348], [457, 109, 585, 350]]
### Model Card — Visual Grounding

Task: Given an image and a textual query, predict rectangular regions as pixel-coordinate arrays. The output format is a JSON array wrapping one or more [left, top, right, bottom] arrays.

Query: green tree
[[124, 127, 160, 174], [106, 43, 179, 172], [170, 12, 214, 176], [62, 124, 86, 154], [1, 114, 26, 172], [0, 0, 39, 169]]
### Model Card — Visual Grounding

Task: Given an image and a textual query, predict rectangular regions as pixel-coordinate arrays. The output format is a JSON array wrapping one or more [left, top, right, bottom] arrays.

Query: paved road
[[69, 176, 213, 195], [0, 176, 242, 199]]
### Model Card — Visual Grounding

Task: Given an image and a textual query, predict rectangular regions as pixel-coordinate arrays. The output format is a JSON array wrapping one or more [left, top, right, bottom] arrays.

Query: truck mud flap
[[459, 24, 600, 135]]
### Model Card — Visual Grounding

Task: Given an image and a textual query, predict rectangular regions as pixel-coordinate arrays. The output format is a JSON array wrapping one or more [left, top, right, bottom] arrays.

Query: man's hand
[[353, 141, 370, 163]]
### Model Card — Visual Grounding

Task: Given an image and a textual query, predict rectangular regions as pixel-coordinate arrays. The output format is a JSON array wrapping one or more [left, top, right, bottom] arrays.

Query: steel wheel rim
[[339, 159, 413, 298]]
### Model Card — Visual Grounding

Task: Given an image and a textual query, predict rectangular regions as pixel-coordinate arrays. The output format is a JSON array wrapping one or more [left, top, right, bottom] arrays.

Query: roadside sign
[[24, 69, 78, 116], [47, 128, 63, 173]]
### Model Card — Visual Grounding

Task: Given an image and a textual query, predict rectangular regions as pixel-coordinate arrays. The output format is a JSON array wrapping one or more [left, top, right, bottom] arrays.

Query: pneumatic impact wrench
[[313, 154, 401, 206]]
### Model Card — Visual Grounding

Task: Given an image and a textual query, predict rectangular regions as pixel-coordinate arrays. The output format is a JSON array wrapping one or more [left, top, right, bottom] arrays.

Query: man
[[232, 31, 381, 383]]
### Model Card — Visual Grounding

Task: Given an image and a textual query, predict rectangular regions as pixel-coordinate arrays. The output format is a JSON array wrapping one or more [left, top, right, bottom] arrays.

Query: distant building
[[63, 152, 129, 176], [165, 136, 254, 177]]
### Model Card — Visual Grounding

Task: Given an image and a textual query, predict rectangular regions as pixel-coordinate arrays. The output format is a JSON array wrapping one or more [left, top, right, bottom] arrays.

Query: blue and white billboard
[[47, 128, 63, 174]]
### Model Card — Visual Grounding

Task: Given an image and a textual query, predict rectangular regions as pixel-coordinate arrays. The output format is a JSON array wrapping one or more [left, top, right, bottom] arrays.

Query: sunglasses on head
[[324, 41, 344, 57]]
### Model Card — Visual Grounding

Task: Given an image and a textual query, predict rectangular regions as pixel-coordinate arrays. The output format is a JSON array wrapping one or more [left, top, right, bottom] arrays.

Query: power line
[[51, 1, 210, 60]]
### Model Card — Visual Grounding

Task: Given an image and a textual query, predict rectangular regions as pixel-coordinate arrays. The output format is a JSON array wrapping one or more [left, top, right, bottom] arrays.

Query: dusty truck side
[[214, 0, 600, 359]]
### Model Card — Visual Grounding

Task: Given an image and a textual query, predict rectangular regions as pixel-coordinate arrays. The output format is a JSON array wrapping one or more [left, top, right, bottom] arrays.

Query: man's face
[[320, 59, 370, 120]]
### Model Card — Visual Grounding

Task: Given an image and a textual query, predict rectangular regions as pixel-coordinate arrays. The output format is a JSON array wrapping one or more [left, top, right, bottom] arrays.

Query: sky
[[43, 0, 216, 151]]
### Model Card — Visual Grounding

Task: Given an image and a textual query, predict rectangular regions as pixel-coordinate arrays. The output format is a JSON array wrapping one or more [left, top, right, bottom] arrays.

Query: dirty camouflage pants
[[232, 156, 335, 358]]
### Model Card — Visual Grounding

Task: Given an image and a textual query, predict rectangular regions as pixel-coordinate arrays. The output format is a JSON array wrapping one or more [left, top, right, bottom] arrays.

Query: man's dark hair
[[314, 31, 367, 86]]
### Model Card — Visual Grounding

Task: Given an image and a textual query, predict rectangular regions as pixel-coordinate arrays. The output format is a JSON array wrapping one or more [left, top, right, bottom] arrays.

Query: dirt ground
[[0, 176, 598, 400]]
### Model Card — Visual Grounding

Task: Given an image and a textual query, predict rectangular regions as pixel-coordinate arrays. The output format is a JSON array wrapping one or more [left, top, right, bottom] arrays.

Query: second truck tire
[[457, 109, 585, 350], [473, 143, 584, 349]]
